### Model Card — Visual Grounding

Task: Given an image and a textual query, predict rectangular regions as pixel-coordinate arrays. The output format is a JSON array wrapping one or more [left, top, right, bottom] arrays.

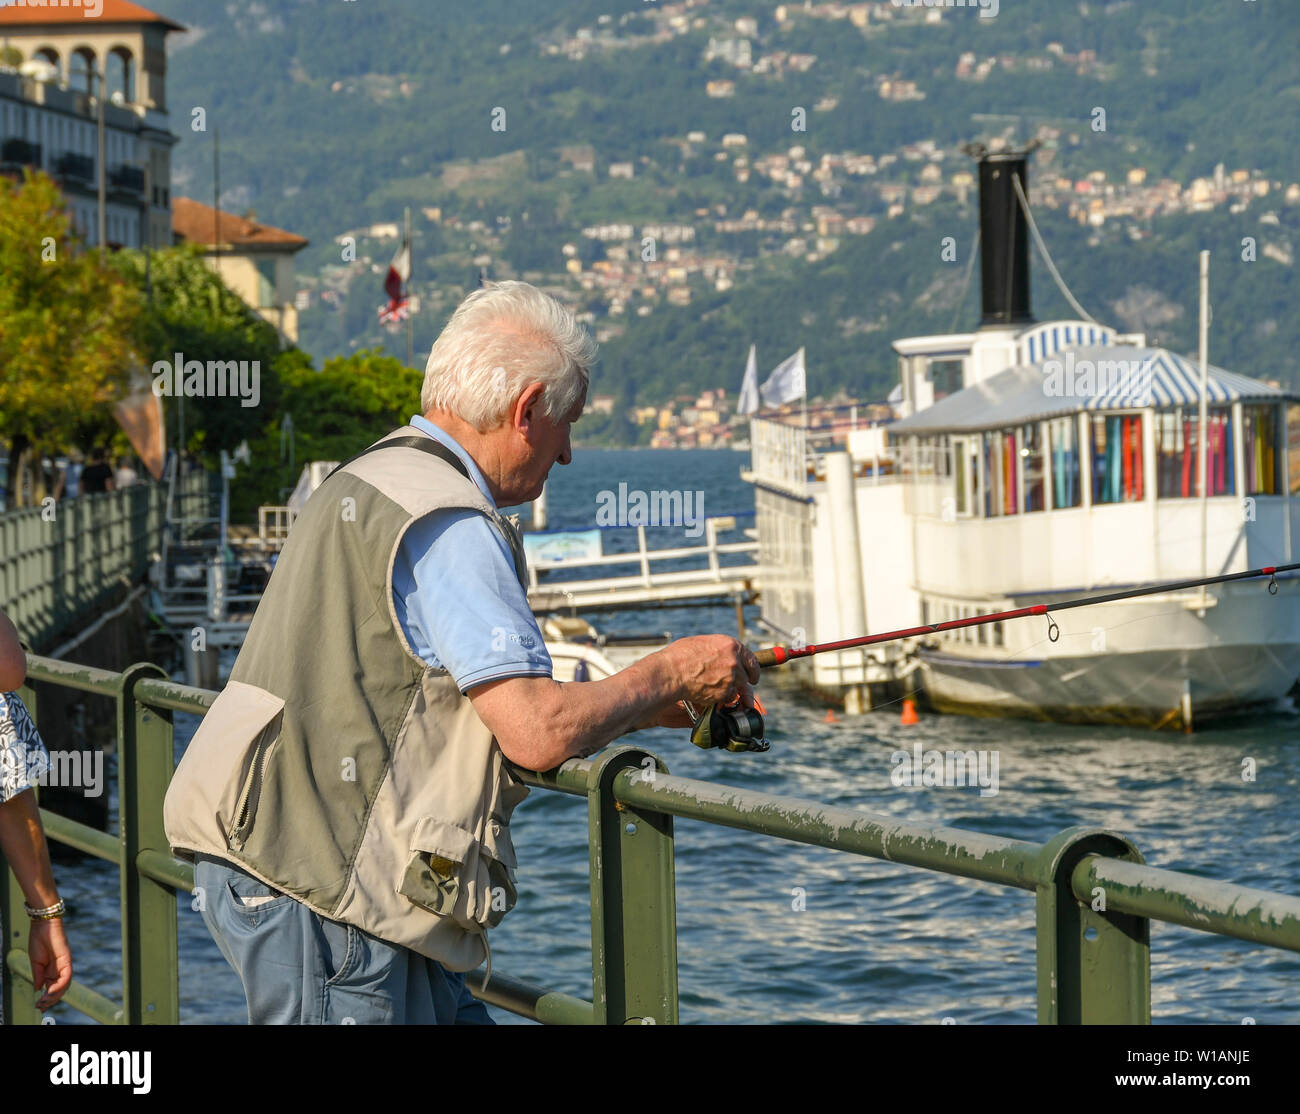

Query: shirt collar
[[407, 415, 496, 507]]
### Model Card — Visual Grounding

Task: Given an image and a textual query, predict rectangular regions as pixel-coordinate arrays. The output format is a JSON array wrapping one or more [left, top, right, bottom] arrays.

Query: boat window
[[1090, 414, 1145, 505], [1156, 408, 1233, 498], [1048, 417, 1081, 509], [930, 359, 963, 402], [982, 430, 1019, 517], [1243, 405, 1281, 495], [993, 622, 1004, 647], [1020, 423, 1046, 513]]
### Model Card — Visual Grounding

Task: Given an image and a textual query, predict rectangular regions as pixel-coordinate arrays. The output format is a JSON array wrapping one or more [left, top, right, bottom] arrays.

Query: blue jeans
[[194, 854, 493, 1025]]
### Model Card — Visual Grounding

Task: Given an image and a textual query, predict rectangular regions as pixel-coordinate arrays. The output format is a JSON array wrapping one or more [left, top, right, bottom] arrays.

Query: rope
[[1011, 173, 1097, 325], [947, 224, 981, 335]]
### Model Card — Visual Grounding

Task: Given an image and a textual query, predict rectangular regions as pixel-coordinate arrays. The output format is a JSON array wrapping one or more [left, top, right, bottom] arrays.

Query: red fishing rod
[[692, 561, 1299, 753]]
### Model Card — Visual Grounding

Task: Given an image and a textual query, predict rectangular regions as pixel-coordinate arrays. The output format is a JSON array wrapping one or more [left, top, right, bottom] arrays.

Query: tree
[[0, 171, 142, 506], [107, 244, 285, 457], [228, 348, 423, 521]]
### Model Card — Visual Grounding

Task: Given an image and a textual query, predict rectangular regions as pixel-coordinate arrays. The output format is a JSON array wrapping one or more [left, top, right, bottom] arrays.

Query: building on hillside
[[173, 198, 309, 345], [0, 0, 184, 248]]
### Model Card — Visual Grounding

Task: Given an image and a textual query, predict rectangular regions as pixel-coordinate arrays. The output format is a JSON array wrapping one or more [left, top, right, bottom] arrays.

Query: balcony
[[1, 138, 41, 168], [53, 152, 95, 182], [109, 165, 145, 194]]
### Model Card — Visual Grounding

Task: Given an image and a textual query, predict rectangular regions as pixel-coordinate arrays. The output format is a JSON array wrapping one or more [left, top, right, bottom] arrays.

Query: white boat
[[742, 144, 1300, 728]]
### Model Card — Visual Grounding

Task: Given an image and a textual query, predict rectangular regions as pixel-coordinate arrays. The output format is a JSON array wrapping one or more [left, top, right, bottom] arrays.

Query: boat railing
[[526, 515, 758, 597], [4, 653, 1298, 1024]]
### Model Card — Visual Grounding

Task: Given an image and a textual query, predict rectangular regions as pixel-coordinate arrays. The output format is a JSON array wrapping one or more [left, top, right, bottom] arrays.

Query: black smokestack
[[969, 143, 1036, 327]]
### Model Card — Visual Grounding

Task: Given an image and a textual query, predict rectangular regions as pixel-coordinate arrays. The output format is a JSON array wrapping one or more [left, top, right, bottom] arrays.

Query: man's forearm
[[486, 649, 684, 770]]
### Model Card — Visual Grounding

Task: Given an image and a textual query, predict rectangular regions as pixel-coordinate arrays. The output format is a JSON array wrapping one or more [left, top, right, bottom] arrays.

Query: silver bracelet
[[24, 899, 65, 920]]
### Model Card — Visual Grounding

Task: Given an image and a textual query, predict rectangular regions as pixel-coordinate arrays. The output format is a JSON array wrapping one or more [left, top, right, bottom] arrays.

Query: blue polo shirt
[[391, 416, 552, 692]]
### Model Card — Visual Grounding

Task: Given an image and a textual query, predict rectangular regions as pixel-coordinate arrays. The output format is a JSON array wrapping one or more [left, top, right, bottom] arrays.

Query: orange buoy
[[823, 708, 838, 723], [900, 698, 919, 725]]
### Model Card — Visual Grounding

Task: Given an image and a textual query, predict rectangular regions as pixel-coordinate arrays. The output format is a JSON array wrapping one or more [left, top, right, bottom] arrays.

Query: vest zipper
[[230, 731, 274, 850]]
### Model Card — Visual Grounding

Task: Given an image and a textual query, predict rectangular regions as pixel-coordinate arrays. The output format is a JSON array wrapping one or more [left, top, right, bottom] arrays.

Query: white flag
[[737, 345, 760, 416], [760, 347, 806, 407]]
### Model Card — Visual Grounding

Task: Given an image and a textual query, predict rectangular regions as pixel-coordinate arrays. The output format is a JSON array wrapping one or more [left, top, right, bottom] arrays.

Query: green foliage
[[601, 199, 1300, 407], [229, 348, 422, 521], [0, 171, 141, 504], [107, 245, 285, 456]]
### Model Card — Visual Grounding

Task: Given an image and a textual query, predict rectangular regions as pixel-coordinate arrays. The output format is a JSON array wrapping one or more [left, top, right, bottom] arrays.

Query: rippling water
[[45, 449, 1300, 1024]]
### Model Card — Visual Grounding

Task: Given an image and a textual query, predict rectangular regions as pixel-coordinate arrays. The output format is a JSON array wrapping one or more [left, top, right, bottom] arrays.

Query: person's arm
[[469, 634, 759, 771], [0, 609, 26, 691], [0, 790, 72, 1009]]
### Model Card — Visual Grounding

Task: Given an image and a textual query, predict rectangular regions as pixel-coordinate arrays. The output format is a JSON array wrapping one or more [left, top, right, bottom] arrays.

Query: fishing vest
[[162, 425, 532, 973]]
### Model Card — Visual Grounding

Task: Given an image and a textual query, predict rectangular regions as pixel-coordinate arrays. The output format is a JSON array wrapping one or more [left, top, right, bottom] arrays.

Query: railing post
[[117, 662, 178, 1024], [1035, 826, 1150, 1024], [1, 680, 44, 1025], [586, 745, 678, 1025]]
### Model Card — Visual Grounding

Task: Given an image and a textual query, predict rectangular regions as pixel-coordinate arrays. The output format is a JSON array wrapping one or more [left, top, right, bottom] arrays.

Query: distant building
[[173, 198, 309, 345], [608, 161, 635, 179], [0, 0, 185, 248]]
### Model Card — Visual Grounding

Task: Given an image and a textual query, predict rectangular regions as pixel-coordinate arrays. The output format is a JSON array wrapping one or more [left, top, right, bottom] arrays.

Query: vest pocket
[[399, 817, 518, 930], [227, 712, 284, 853]]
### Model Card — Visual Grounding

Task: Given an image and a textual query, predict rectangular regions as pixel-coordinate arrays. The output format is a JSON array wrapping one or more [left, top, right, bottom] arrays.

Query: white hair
[[420, 280, 597, 431]]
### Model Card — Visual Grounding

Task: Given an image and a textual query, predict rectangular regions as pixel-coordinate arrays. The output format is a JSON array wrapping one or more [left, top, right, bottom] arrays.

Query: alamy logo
[[2, 0, 105, 18], [890, 743, 999, 797], [15, 745, 104, 798], [1042, 352, 1152, 407], [152, 353, 261, 408], [891, 0, 999, 19], [595, 483, 706, 538]]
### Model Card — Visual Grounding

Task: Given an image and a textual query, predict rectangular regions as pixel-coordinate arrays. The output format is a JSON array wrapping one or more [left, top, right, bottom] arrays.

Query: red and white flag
[[378, 236, 411, 325]]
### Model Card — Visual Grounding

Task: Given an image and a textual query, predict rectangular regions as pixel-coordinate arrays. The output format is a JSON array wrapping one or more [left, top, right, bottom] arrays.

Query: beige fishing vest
[[162, 426, 533, 972]]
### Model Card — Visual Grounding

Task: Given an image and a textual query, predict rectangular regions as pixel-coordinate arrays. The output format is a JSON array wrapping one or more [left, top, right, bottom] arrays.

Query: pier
[[4, 651, 1299, 1024]]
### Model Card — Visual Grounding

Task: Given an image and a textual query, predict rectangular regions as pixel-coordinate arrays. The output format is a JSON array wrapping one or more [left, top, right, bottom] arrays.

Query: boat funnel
[[966, 141, 1038, 328]]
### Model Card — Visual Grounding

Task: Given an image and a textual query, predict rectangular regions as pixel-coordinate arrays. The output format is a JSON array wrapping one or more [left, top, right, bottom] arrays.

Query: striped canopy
[[890, 346, 1294, 435]]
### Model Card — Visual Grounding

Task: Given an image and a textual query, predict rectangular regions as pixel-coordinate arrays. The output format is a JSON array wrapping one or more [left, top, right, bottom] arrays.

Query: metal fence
[[0, 471, 216, 651], [3, 653, 1300, 1025]]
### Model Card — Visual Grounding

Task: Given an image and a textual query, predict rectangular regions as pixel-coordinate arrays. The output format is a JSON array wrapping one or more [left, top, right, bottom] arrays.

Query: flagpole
[[405, 206, 414, 368]]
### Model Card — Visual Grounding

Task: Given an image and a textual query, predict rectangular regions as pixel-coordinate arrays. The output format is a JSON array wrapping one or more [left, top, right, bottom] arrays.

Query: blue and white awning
[[889, 346, 1294, 435]]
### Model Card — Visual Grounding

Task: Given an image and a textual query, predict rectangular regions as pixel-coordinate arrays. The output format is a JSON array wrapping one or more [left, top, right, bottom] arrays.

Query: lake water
[[40, 449, 1300, 1024]]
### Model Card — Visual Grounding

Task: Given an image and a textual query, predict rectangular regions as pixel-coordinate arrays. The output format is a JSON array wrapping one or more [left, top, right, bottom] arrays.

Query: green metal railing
[[3, 653, 1300, 1024], [0, 471, 216, 652]]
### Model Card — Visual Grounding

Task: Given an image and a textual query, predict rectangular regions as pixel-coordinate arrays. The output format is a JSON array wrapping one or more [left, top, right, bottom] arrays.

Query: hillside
[[145, 0, 1299, 410]]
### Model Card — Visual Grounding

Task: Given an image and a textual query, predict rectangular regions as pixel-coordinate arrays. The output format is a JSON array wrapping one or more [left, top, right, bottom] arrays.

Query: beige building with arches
[[0, 0, 183, 248]]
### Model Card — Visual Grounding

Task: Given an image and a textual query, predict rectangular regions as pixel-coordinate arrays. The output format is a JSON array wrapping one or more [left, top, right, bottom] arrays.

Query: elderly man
[[163, 280, 758, 1025]]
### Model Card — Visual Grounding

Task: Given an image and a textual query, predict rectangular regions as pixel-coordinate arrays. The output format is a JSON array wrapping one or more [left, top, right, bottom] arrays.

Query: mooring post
[[1035, 826, 1150, 1024], [586, 745, 678, 1025]]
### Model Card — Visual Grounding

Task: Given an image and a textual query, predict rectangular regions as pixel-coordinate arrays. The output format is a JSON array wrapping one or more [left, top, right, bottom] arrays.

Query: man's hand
[[660, 634, 760, 712]]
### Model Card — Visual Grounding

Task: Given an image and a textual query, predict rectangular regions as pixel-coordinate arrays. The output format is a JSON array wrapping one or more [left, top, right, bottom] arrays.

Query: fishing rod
[[688, 561, 1300, 754]]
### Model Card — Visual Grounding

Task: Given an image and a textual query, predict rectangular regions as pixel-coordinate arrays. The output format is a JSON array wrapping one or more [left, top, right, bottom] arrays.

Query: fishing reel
[[683, 697, 769, 753]]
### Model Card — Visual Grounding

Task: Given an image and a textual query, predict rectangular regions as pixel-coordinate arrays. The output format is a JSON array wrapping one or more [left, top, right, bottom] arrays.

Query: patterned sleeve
[[0, 692, 49, 804]]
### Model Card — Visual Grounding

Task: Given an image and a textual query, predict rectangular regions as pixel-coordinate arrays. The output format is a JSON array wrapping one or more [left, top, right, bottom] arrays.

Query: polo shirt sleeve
[[393, 508, 552, 693]]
